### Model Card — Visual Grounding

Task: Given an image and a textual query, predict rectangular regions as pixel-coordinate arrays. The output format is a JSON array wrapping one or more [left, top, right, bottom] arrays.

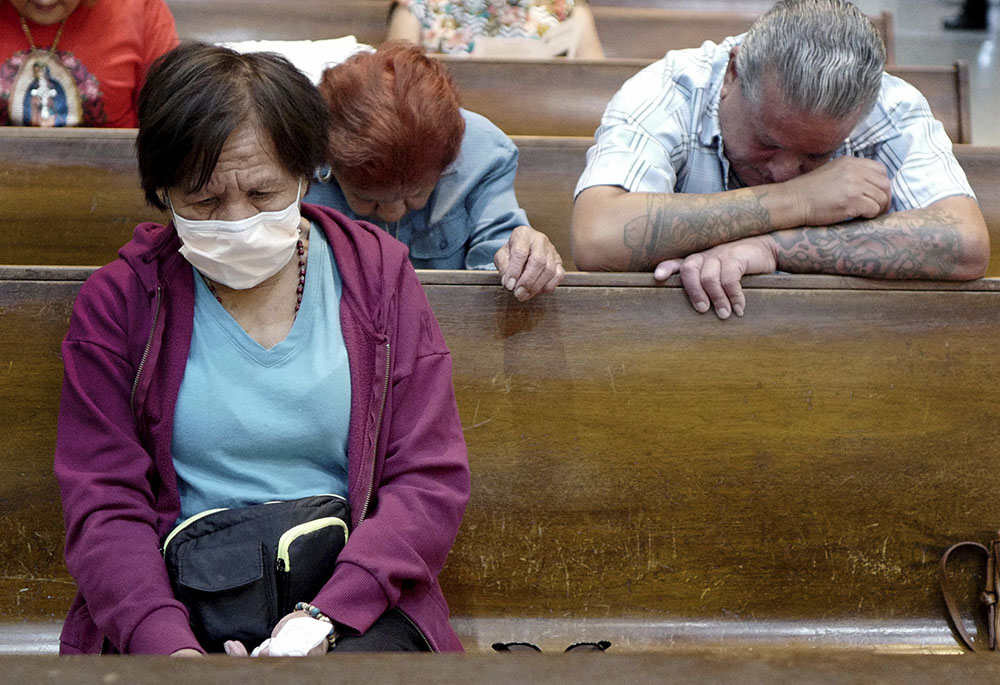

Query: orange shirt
[[0, 0, 178, 127]]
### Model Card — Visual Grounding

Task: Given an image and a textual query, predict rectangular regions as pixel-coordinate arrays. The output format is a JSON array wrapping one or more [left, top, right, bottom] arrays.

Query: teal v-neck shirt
[[171, 224, 350, 520]]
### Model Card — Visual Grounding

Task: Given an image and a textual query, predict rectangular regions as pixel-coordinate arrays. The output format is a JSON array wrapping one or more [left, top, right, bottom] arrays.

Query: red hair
[[318, 41, 465, 192]]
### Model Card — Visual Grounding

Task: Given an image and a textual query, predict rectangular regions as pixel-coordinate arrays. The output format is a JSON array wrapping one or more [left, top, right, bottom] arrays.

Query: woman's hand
[[494, 226, 566, 301], [225, 610, 331, 657], [170, 648, 203, 657]]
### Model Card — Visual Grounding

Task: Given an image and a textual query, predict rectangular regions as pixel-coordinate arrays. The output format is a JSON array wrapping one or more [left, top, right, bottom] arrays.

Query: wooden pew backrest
[[167, 0, 390, 45], [0, 130, 994, 274], [591, 7, 896, 64], [440, 57, 971, 143], [512, 138, 998, 273], [2, 268, 999, 650], [165, 2, 894, 65], [0, 128, 159, 267]]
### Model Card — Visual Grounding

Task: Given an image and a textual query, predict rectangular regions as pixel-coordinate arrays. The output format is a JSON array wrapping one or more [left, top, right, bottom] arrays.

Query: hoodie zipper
[[359, 341, 390, 524], [399, 608, 434, 652], [130, 286, 162, 416]]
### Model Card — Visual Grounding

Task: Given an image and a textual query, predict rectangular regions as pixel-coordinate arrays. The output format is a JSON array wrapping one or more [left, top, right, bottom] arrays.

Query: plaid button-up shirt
[[575, 35, 975, 210]]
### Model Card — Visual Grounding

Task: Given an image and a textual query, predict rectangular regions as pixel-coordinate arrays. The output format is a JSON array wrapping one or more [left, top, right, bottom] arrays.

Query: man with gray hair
[[572, 0, 989, 319]]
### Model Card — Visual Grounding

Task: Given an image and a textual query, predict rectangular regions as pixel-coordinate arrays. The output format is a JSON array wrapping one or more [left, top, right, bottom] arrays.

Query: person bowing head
[[305, 40, 565, 302], [54, 41, 469, 657]]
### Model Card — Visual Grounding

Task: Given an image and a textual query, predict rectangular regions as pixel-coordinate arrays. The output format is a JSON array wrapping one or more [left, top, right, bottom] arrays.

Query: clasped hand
[[494, 225, 565, 301], [785, 156, 892, 227], [222, 610, 331, 657]]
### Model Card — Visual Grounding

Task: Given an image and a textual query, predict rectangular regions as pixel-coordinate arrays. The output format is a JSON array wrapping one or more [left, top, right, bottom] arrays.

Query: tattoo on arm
[[622, 192, 772, 271], [770, 206, 964, 279]]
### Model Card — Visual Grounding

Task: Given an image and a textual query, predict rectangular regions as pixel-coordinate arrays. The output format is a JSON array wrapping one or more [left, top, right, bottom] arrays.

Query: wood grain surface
[[1, 130, 993, 273], [441, 58, 970, 142], [3, 649, 1000, 681], [590, 7, 896, 64], [1, 270, 998, 652]]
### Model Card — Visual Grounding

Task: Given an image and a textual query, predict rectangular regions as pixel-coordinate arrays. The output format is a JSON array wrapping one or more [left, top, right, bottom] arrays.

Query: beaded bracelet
[[295, 602, 339, 648]]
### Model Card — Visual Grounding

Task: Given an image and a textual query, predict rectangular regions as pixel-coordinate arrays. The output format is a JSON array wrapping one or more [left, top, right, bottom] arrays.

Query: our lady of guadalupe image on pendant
[[9, 50, 82, 127]]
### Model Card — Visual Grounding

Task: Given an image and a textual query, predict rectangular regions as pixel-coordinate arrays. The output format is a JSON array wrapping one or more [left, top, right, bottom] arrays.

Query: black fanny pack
[[162, 494, 350, 652]]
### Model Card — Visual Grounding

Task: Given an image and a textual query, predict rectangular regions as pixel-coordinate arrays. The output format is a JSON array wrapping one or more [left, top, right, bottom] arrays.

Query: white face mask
[[170, 180, 303, 290]]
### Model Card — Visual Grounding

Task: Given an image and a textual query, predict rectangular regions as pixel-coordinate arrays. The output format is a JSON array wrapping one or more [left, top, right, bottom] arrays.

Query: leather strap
[[940, 539, 993, 651], [988, 533, 1000, 650]]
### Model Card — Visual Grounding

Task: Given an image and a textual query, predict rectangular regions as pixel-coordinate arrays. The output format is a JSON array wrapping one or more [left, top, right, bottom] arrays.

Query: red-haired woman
[[304, 41, 564, 301]]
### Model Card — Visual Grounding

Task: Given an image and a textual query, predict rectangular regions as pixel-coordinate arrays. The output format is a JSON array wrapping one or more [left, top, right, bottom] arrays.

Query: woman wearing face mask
[[0, 0, 177, 127], [305, 41, 565, 302], [53, 42, 470, 656]]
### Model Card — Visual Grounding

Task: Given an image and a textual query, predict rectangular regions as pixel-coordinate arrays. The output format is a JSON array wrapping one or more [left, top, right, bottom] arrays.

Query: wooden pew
[[166, 0, 390, 46], [165, 1, 895, 65], [2, 267, 1000, 653], [590, 7, 896, 64], [4, 650, 1000, 681], [0, 130, 995, 274], [440, 57, 972, 143], [0, 128, 159, 267], [3, 650, 1000, 681], [511, 140, 999, 273]]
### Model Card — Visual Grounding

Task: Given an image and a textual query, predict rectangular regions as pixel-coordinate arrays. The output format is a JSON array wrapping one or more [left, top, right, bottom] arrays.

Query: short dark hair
[[137, 42, 331, 210]]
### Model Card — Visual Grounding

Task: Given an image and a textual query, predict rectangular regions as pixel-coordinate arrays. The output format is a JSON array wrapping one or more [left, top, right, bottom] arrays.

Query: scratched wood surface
[[441, 58, 970, 142], [2, 270, 999, 651], [1, 129, 995, 273], [4, 650, 1000, 681]]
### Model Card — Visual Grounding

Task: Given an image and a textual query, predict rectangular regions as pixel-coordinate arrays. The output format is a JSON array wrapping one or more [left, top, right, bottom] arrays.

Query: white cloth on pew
[[218, 37, 372, 85]]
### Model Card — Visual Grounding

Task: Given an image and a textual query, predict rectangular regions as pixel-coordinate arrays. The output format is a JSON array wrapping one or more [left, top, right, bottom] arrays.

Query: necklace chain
[[19, 15, 68, 53], [203, 240, 308, 317]]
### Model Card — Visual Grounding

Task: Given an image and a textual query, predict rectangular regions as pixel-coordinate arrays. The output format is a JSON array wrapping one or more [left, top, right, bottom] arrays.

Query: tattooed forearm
[[622, 191, 772, 270], [770, 206, 965, 279]]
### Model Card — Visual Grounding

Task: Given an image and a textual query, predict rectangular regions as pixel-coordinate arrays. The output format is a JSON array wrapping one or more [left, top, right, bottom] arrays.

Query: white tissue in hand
[[250, 638, 271, 657], [265, 616, 331, 656]]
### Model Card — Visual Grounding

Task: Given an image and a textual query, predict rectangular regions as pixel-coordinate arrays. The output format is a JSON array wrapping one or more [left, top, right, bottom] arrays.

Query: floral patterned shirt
[[397, 0, 577, 54]]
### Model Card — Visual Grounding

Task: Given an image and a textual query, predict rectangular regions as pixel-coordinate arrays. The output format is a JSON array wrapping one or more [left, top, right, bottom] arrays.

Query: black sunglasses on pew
[[491, 640, 612, 653]]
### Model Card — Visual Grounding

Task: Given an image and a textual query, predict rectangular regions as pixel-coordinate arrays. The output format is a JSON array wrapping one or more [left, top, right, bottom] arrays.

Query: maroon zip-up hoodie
[[54, 203, 470, 654]]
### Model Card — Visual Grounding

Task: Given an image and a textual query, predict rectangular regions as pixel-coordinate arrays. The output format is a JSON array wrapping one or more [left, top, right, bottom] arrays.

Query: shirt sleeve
[[462, 133, 529, 270], [439, 112, 529, 270], [142, 0, 180, 70], [55, 270, 202, 655], [574, 59, 685, 197], [869, 74, 976, 212]]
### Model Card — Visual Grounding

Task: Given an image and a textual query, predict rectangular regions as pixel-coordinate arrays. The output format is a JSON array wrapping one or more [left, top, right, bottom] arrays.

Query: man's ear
[[721, 47, 740, 97]]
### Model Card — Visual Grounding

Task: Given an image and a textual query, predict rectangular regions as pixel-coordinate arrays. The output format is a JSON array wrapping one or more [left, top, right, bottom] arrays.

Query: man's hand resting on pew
[[654, 235, 776, 320], [653, 194, 987, 319], [494, 225, 566, 301]]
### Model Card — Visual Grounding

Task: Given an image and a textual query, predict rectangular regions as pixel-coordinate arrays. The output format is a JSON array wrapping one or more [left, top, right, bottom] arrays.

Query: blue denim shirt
[[304, 109, 529, 270]]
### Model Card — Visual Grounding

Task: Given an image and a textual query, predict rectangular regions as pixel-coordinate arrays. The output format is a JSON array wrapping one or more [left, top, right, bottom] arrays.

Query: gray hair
[[735, 0, 885, 119]]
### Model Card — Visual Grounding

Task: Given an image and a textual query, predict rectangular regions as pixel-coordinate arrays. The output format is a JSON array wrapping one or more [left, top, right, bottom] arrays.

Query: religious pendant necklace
[[203, 240, 308, 318], [10, 14, 83, 126]]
